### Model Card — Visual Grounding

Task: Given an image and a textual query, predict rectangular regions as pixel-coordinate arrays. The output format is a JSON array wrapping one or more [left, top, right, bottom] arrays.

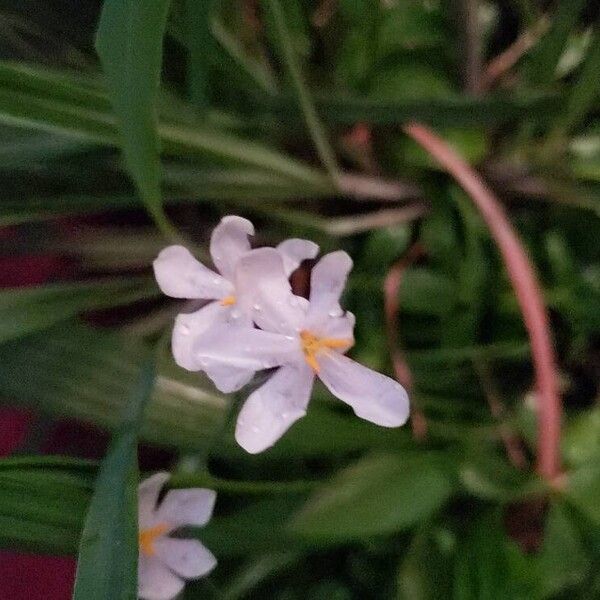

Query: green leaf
[[73, 358, 155, 600], [538, 503, 589, 597], [289, 453, 453, 542], [95, 0, 172, 232], [453, 511, 539, 600], [396, 527, 455, 600], [0, 458, 93, 554], [564, 462, 600, 525], [562, 405, 600, 467], [525, 0, 588, 85], [0, 277, 157, 343], [0, 322, 228, 451]]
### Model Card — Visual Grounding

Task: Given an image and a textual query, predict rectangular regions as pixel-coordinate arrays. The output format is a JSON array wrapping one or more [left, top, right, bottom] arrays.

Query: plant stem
[[263, 0, 340, 182], [403, 122, 562, 482]]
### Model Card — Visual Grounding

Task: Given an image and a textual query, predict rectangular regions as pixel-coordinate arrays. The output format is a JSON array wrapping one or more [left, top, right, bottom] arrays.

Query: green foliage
[[73, 359, 155, 600], [0, 0, 598, 598]]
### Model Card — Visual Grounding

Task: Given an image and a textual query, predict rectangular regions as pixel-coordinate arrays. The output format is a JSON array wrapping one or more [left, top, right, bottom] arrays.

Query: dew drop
[[178, 324, 191, 336], [284, 335, 295, 341], [212, 277, 221, 285], [231, 309, 241, 319], [328, 307, 343, 317], [253, 303, 262, 312]]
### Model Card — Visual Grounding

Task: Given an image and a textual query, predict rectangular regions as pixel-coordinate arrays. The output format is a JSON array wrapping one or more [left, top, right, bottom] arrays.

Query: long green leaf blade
[[95, 0, 173, 236], [73, 358, 155, 600]]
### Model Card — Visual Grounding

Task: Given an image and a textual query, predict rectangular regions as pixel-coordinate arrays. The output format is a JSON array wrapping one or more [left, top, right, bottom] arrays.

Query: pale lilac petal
[[204, 362, 255, 394], [156, 488, 216, 528], [210, 216, 254, 280], [138, 554, 184, 600], [138, 472, 170, 529], [172, 301, 230, 371], [306, 251, 353, 327], [154, 538, 217, 579], [276, 238, 319, 276], [235, 362, 315, 454], [153, 245, 232, 299], [318, 353, 409, 427], [172, 303, 255, 393], [235, 247, 305, 334], [318, 311, 356, 341], [193, 327, 299, 385]]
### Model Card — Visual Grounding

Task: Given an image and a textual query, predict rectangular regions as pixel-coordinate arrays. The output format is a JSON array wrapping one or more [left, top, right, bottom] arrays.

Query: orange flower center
[[138, 523, 169, 557], [220, 295, 236, 306], [299, 330, 352, 373]]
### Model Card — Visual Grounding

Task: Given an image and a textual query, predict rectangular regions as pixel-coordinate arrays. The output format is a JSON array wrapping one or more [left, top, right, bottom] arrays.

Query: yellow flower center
[[299, 330, 352, 373], [138, 523, 169, 557], [220, 295, 236, 306]]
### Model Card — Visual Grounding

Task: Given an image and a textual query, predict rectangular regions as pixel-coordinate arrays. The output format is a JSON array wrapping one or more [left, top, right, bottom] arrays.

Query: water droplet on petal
[[284, 335, 295, 341], [253, 303, 262, 312], [212, 277, 221, 285], [178, 324, 190, 336], [231, 309, 241, 319], [328, 307, 343, 317]]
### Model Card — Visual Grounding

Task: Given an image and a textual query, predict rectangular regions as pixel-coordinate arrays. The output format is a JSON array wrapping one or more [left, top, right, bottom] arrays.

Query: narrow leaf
[[95, 0, 172, 231], [73, 358, 155, 600]]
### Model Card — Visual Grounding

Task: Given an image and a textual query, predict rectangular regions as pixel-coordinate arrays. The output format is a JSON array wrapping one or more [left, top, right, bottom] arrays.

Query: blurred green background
[[0, 1, 599, 598]]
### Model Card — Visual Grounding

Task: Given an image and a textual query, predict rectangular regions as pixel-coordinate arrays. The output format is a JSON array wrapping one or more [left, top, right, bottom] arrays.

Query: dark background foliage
[[0, 1, 598, 598]]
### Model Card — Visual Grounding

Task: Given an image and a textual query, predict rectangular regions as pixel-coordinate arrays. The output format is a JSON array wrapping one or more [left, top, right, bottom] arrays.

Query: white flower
[[137, 472, 217, 600], [192, 248, 410, 454], [153, 216, 318, 392]]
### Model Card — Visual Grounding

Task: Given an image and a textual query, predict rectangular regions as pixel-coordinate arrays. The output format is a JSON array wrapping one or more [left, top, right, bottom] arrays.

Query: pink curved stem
[[404, 122, 561, 481]]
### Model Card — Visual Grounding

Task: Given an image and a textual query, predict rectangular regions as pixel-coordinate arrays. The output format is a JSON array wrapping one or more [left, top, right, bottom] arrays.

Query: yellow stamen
[[300, 330, 352, 374], [220, 295, 236, 306], [139, 523, 169, 557]]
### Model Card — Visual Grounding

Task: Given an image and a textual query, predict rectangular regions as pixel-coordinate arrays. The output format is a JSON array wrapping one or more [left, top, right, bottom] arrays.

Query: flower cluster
[[154, 216, 410, 454], [137, 473, 216, 600]]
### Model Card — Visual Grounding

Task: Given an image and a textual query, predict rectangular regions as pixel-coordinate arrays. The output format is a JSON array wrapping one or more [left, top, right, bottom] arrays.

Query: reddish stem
[[383, 243, 428, 441], [403, 122, 561, 481]]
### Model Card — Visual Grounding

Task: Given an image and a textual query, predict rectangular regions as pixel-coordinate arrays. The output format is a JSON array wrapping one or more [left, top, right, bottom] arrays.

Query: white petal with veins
[[156, 488, 216, 528], [194, 326, 299, 382], [138, 472, 170, 529], [235, 362, 315, 453], [138, 554, 185, 600], [306, 251, 353, 328], [276, 238, 319, 276], [210, 216, 254, 281], [235, 247, 305, 334], [154, 538, 217, 579], [318, 352, 409, 427], [153, 245, 232, 299]]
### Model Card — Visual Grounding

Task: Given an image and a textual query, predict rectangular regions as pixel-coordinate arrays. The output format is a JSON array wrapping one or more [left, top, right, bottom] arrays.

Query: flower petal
[[153, 245, 232, 299], [235, 362, 314, 454], [235, 247, 305, 334], [155, 538, 217, 579], [156, 488, 216, 528], [318, 311, 356, 341], [172, 301, 230, 371], [172, 302, 255, 390], [204, 362, 255, 394], [276, 238, 319, 276], [306, 251, 353, 327], [318, 353, 409, 427], [138, 472, 170, 528], [138, 554, 185, 600], [210, 215, 254, 280], [194, 326, 299, 384]]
